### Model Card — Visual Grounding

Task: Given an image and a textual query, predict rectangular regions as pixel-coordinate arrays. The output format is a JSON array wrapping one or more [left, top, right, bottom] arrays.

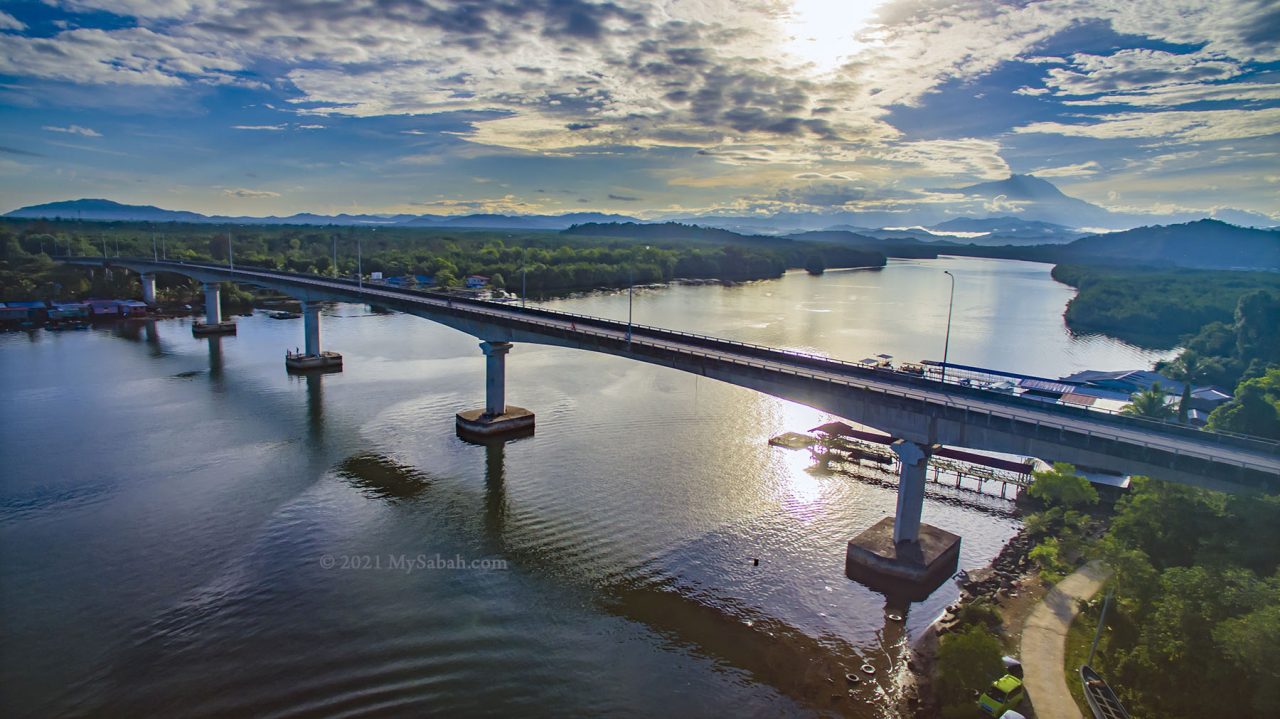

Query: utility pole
[[227, 231, 234, 270], [357, 233, 363, 290], [521, 266, 527, 308], [1087, 587, 1115, 667], [153, 233, 158, 261], [332, 234, 338, 278]]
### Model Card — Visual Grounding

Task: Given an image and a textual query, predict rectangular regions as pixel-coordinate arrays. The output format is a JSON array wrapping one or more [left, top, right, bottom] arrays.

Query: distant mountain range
[[5, 177, 1277, 238], [2, 198, 642, 230], [571, 218, 1279, 271]]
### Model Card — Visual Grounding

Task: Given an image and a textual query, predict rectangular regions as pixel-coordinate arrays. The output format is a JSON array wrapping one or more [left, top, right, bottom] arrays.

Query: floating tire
[[887, 613, 903, 622], [845, 673, 861, 684], [861, 664, 876, 675]]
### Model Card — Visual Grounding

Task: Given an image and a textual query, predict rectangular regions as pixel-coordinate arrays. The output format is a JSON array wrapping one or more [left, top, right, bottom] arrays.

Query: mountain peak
[[954, 174, 1070, 201]]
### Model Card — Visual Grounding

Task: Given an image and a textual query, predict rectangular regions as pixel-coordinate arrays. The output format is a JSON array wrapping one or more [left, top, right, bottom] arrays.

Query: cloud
[[1032, 161, 1101, 178], [1044, 49, 1242, 97], [408, 194, 543, 215], [608, 193, 641, 201], [232, 124, 287, 131], [42, 124, 102, 137], [982, 194, 1026, 214], [0, 10, 26, 31], [222, 188, 279, 198], [0, 145, 45, 157], [1015, 108, 1280, 143]]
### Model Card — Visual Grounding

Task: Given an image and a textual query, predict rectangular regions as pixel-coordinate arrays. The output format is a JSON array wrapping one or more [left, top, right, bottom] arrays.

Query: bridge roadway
[[77, 258, 1280, 495]]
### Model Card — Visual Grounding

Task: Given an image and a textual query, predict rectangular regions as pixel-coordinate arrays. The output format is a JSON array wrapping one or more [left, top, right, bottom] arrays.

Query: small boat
[[269, 311, 301, 320], [1080, 665, 1129, 719]]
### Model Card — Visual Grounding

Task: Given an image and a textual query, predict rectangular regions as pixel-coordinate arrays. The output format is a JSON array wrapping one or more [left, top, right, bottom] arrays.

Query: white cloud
[[222, 187, 279, 198], [1015, 108, 1280, 143], [1032, 161, 1101, 178], [0, 10, 26, 31], [1014, 86, 1050, 96], [232, 124, 287, 131], [1044, 49, 1242, 97], [42, 124, 102, 137]]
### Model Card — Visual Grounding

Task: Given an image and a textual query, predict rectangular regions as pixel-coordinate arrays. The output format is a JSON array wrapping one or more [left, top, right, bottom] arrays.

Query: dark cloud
[[608, 193, 640, 201], [565, 121, 597, 131], [0, 145, 43, 157]]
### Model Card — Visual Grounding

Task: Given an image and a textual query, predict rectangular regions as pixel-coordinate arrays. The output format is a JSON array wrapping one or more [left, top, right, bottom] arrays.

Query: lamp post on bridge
[[521, 265, 527, 308], [941, 269, 955, 384], [227, 230, 234, 270], [627, 245, 649, 349]]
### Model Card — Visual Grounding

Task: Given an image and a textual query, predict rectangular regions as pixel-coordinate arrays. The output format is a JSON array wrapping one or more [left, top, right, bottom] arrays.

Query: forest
[[1051, 264, 1280, 348], [0, 219, 885, 303]]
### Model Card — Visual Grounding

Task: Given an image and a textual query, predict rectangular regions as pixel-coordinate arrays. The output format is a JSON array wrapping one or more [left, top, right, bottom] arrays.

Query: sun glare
[[781, 0, 885, 74]]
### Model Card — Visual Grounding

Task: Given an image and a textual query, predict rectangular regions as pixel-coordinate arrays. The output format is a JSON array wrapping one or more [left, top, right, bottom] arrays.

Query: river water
[[0, 257, 1171, 718]]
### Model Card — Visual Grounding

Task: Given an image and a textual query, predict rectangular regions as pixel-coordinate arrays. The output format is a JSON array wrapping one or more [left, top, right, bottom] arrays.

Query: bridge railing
[[98, 259, 1280, 461]]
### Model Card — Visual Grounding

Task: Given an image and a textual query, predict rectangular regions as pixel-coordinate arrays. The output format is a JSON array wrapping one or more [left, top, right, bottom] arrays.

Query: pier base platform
[[456, 406, 535, 440], [286, 351, 343, 373], [193, 321, 237, 336], [845, 517, 961, 600]]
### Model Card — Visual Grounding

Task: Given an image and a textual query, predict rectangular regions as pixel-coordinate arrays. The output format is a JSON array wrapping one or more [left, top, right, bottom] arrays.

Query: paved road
[[82, 259, 1280, 481], [1021, 561, 1110, 719]]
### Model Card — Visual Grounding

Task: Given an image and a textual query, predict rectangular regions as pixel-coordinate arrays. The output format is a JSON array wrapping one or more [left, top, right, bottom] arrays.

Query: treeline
[[1093, 477, 1280, 717], [1052, 265, 1280, 348], [0, 219, 883, 301]]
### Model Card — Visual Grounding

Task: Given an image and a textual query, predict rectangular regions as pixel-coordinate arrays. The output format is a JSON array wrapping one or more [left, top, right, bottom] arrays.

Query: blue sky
[[1, 0, 1277, 221]]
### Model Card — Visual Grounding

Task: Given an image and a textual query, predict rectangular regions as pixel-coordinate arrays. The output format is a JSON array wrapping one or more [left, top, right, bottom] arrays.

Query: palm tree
[[1121, 382, 1176, 421], [1163, 351, 1205, 423]]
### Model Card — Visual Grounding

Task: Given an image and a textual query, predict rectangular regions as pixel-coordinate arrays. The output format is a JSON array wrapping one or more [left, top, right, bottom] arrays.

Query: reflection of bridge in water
[[66, 257, 1280, 594]]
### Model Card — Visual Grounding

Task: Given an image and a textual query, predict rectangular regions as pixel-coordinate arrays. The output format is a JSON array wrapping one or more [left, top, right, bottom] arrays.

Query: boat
[[1080, 665, 1130, 719], [269, 311, 301, 320]]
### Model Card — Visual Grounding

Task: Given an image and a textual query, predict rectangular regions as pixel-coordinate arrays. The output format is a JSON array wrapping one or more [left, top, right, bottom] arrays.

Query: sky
[[1, 0, 1278, 221]]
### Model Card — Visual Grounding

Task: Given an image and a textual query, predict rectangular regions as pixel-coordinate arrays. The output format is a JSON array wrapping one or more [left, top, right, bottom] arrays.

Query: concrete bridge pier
[[193, 282, 236, 336], [456, 340, 534, 440], [286, 301, 343, 373], [140, 273, 157, 306], [844, 440, 961, 599]]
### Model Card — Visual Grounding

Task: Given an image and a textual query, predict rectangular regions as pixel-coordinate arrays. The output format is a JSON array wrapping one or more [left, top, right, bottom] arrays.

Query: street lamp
[[941, 270, 955, 384], [627, 245, 648, 348], [227, 230, 234, 270], [520, 266, 527, 308]]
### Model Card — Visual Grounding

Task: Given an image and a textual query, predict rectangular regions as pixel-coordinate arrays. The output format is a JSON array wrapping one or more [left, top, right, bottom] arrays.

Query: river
[[0, 257, 1172, 717]]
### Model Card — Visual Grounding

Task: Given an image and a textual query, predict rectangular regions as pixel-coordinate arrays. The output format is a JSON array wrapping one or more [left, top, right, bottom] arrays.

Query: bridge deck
[[75, 258, 1280, 488]]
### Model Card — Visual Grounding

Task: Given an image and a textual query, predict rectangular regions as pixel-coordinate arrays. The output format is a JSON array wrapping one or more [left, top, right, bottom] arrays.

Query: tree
[[935, 625, 1004, 712], [488, 272, 505, 290], [1207, 368, 1280, 439], [435, 268, 459, 288], [1161, 350, 1217, 423], [804, 254, 825, 275], [1027, 461, 1098, 508], [1121, 383, 1175, 420]]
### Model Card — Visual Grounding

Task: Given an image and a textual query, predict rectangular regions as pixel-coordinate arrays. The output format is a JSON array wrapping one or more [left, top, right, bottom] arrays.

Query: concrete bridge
[[67, 258, 1280, 593]]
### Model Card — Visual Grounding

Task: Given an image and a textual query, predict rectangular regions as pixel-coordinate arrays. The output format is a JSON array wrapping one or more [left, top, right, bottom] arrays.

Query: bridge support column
[[141, 273, 157, 306], [844, 440, 960, 599], [193, 282, 236, 336], [286, 301, 343, 373], [456, 341, 534, 441]]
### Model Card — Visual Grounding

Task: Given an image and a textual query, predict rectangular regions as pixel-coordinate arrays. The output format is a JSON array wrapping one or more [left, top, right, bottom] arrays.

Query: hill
[[4, 198, 642, 230], [1064, 219, 1279, 270]]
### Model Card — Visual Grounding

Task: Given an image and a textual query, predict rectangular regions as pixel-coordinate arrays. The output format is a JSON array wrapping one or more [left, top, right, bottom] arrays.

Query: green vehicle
[[978, 674, 1026, 716]]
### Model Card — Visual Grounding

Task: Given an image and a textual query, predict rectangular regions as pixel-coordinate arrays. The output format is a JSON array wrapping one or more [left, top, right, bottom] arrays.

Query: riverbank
[[903, 528, 1040, 715]]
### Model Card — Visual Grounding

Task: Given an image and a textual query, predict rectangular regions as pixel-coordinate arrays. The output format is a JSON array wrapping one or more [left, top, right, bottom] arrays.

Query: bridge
[[66, 257, 1280, 593]]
